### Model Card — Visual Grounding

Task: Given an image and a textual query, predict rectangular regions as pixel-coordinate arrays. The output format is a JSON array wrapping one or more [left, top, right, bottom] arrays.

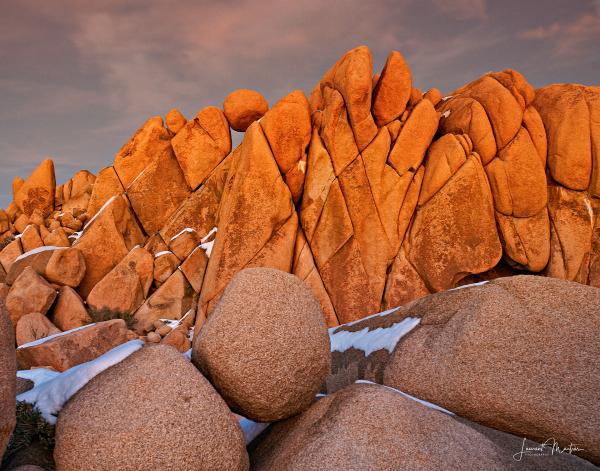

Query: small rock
[[6, 267, 57, 328], [223, 89, 268, 131]]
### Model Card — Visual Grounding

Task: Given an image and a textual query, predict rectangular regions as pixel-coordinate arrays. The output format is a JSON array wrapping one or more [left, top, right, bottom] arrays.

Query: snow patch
[[183, 348, 192, 360], [154, 250, 173, 258], [17, 340, 144, 424], [329, 317, 420, 356], [199, 240, 215, 257], [81, 195, 117, 233], [441, 95, 454, 101], [355, 380, 454, 415], [584, 197, 594, 222], [17, 324, 96, 350], [449, 280, 489, 291], [200, 226, 218, 243], [14, 245, 66, 262], [127, 167, 148, 190], [17, 368, 60, 387], [441, 110, 451, 118], [169, 227, 196, 242]]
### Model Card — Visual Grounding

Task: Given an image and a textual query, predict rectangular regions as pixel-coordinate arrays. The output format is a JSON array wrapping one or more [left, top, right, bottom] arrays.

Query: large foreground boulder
[[193, 268, 330, 422], [0, 301, 16, 459], [384, 275, 600, 464], [55, 344, 248, 470], [251, 382, 592, 470], [16, 319, 129, 371]]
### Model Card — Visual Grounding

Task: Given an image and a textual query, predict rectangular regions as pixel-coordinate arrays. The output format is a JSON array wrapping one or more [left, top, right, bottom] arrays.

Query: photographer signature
[[513, 437, 585, 461]]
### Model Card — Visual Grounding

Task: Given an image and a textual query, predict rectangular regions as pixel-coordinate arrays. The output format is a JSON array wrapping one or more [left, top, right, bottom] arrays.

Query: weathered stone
[[546, 185, 594, 281], [87, 246, 153, 314], [384, 276, 600, 464], [134, 270, 194, 334], [0, 300, 16, 458], [0, 238, 23, 274], [15, 159, 55, 218], [86, 166, 125, 219], [44, 247, 86, 287], [223, 89, 268, 132], [19, 224, 43, 253], [126, 146, 190, 234], [261, 90, 311, 204], [16, 319, 129, 371], [533, 84, 595, 191], [73, 195, 145, 298], [114, 116, 172, 188], [6, 267, 57, 328], [50, 286, 91, 331], [172, 106, 231, 190], [197, 123, 297, 323], [55, 344, 249, 471], [251, 382, 591, 471], [319, 46, 377, 150], [153, 251, 180, 285], [168, 228, 199, 261], [193, 268, 330, 422], [165, 108, 186, 134], [180, 246, 208, 293], [407, 151, 502, 291], [15, 312, 61, 347], [372, 50, 412, 127]]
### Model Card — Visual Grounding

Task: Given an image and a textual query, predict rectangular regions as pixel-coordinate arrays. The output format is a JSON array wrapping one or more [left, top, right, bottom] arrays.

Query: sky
[[1, 0, 599, 208]]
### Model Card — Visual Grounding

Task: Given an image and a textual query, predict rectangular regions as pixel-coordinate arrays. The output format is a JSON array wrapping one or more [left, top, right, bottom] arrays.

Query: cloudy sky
[[1, 0, 599, 207]]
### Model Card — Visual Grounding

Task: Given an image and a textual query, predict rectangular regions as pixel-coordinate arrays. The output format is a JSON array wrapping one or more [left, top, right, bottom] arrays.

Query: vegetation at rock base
[[87, 307, 137, 330], [2, 401, 55, 470]]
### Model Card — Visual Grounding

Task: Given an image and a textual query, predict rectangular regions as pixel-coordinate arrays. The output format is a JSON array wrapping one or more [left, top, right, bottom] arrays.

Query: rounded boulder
[[192, 268, 330, 422], [54, 344, 248, 470], [223, 89, 268, 131]]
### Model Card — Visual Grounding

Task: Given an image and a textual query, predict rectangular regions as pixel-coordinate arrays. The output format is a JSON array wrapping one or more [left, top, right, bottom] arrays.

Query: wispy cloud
[[518, 7, 600, 55]]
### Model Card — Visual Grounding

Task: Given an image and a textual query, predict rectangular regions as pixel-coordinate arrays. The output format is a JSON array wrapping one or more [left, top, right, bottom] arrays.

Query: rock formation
[[1, 44, 599, 469]]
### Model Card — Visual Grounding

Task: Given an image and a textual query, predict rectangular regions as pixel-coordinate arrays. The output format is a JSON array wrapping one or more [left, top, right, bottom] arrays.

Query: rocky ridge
[[0, 45, 599, 469]]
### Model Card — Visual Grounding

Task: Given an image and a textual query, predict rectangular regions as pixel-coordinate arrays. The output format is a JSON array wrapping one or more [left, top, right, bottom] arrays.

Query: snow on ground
[[17, 368, 60, 387], [14, 245, 66, 262], [355, 380, 454, 415], [198, 226, 218, 257], [17, 324, 96, 350], [17, 340, 144, 424], [329, 317, 420, 356], [201, 227, 218, 243]]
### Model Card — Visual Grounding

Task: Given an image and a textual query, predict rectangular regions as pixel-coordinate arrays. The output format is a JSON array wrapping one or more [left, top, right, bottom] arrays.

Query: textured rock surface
[[16, 319, 129, 371], [15, 312, 60, 346], [5, 267, 57, 328], [50, 286, 91, 331], [384, 276, 600, 463], [223, 89, 268, 131], [193, 268, 330, 422], [73, 195, 144, 297], [0, 300, 16, 459], [55, 344, 248, 471], [14, 159, 55, 218], [251, 382, 591, 470]]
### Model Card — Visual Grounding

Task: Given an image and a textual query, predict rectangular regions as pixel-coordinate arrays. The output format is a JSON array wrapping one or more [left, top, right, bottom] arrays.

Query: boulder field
[[0, 44, 599, 469]]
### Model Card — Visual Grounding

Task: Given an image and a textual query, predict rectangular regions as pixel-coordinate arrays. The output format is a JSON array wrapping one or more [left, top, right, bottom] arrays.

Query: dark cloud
[[1, 0, 599, 207]]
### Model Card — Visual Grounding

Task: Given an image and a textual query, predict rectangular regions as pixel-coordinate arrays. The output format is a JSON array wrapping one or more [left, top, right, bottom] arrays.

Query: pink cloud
[[518, 11, 600, 55]]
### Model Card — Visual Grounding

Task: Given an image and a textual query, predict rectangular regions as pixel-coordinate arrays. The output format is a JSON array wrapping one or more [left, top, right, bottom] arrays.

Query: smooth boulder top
[[384, 275, 600, 464], [250, 382, 593, 470], [54, 344, 248, 471], [193, 267, 330, 422]]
